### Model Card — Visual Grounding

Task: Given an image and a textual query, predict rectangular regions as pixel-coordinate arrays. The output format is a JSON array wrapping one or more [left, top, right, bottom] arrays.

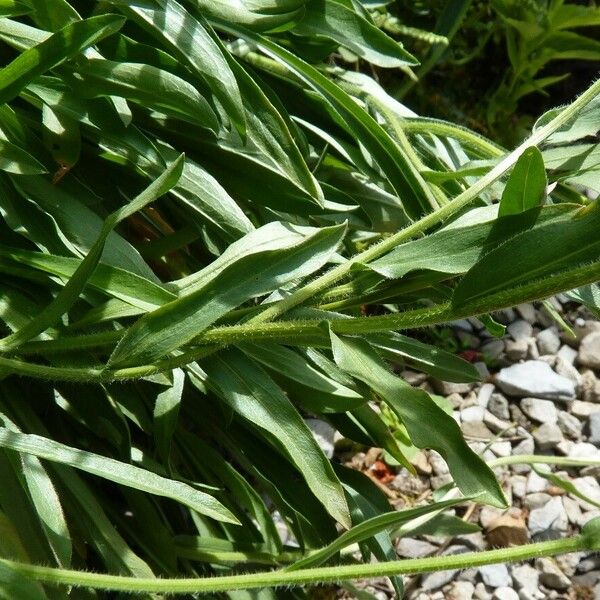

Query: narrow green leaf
[[0, 139, 47, 174], [110, 0, 245, 134], [0, 155, 184, 353], [331, 334, 507, 508], [72, 59, 219, 131], [294, 0, 418, 68], [212, 20, 433, 219], [109, 222, 346, 367], [153, 369, 184, 469], [204, 348, 351, 529], [286, 497, 469, 571], [0, 1, 31, 18], [0, 14, 125, 105], [452, 201, 600, 310], [498, 146, 547, 217], [0, 428, 238, 524], [42, 103, 80, 169], [26, 0, 79, 30]]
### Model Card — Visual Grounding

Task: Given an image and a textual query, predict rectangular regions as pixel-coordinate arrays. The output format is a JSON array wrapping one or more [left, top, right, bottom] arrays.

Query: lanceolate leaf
[[213, 20, 434, 219], [0, 139, 47, 174], [203, 348, 351, 529], [0, 428, 239, 524], [453, 200, 600, 310], [109, 222, 346, 367], [294, 0, 418, 68], [286, 496, 469, 571], [0, 14, 125, 105], [498, 146, 547, 217], [331, 334, 507, 508]]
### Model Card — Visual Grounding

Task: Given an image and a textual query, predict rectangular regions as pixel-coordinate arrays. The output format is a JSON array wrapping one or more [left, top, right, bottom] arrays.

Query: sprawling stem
[[247, 78, 600, 325], [0, 531, 593, 594]]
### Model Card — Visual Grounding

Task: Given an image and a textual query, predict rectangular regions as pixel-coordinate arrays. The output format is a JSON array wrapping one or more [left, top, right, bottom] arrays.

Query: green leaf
[[452, 201, 600, 310], [0, 155, 184, 353], [331, 334, 507, 508], [286, 496, 468, 571], [294, 0, 418, 68], [0, 139, 47, 174], [212, 20, 434, 219], [26, 0, 79, 30], [0, 427, 238, 524], [203, 348, 351, 529], [71, 59, 219, 132], [0, 14, 125, 105], [110, 0, 246, 135], [109, 222, 346, 367], [0, 1, 31, 18], [498, 146, 547, 217], [153, 368, 184, 469]]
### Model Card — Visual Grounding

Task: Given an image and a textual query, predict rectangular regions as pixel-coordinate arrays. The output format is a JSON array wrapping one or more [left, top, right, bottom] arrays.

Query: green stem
[[246, 78, 600, 325], [0, 533, 590, 594], [488, 455, 600, 469]]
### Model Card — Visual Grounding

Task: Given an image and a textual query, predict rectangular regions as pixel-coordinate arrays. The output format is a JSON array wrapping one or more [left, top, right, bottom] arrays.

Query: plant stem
[[246, 78, 600, 325], [0, 533, 590, 594]]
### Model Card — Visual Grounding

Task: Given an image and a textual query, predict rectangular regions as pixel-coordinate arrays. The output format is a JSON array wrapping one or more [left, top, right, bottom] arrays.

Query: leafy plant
[[0, 1, 599, 598]]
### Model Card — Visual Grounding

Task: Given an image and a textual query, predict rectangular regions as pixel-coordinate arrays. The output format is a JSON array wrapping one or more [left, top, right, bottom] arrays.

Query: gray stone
[[432, 380, 473, 395], [505, 339, 528, 361], [508, 320, 533, 341], [421, 545, 469, 591], [396, 537, 437, 558], [429, 450, 449, 476], [511, 564, 539, 593], [524, 492, 551, 508], [475, 361, 490, 379], [533, 422, 564, 450], [528, 497, 569, 540], [579, 332, 600, 369], [481, 339, 505, 361], [516, 304, 537, 324], [555, 356, 582, 387], [582, 369, 600, 403], [462, 405, 486, 423], [461, 421, 494, 439], [479, 563, 511, 588], [557, 344, 578, 364], [520, 397, 558, 424], [511, 437, 535, 474], [473, 582, 491, 600], [495, 361, 575, 400], [527, 338, 540, 360], [492, 588, 518, 600], [491, 440, 511, 457], [483, 410, 513, 434], [304, 419, 335, 458], [562, 496, 583, 525], [574, 319, 600, 343], [537, 328, 561, 355], [487, 393, 510, 420], [536, 557, 572, 590], [448, 581, 475, 600], [570, 477, 600, 511], [588, 412, 600, 445], [572, 400, 600, 418], [563, 441, 600, 458], [477, 383, 495, 408], [510, 475, 527, 498], [558, 410, 583, 439]]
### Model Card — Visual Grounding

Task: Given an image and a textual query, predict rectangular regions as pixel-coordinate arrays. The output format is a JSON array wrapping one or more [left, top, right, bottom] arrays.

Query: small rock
[[520, 397, 558, 424], [492, 588, 518, 600], [304, 419, 335, 458], [581, 369, 600, 403], [431, 473, 454, 489], [570, 477, 600, 511], [477, 383, 495, 408], [401, 369, 428, 386], [473, 582, 491, 600], [432, 380, 473, 395], [562, 496, 583, 525], [479, 564, 511, 588], [528, 497, 569, 540], [481, 339, 505, 361], [579, 332, 600, 369], [495, 361, 575, 400], [508, 320, 533, 341], [462, 421, 494, 439], [574, 319, 600, 343], [487, 393, 510, 420], [429, 450, 449, 476], [483, 410, 513, 434], [533, 422, 564, 450], [448, 581, 475, 600], [511, 437, 535, 474], [557, 410, 583, 439], [516, 304, 536, 324], [511, 564, 539, 594], [562, 441, 600, 458], [588, 412, 600, 445], [557, 344, 578, 364], [510, 475, 527, 498], [462, 405, 486, 423], [536, 557, 572, 590], [396, 537, 437, 558], [485, 512, 529, 547], [555, 356, 582, 387], [537, 328, 561, 355], [491, 441, 512, 457], [421, 545, 469, 591], [505, 339, 529, 361], [524, 492, 551, 509], [527, 338, 540, 360], [572, 400, 600, 418]]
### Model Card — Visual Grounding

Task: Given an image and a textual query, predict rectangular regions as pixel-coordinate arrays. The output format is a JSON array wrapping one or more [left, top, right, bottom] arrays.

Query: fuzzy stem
[[0, 534, 589, 594]]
